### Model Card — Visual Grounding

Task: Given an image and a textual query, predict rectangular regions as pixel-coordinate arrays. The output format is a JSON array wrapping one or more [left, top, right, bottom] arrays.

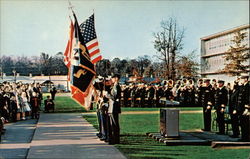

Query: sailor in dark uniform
[[237, 75, 250, 141], [130, 84, 136, 107], [214, 80, 228, 134], [211, 79, 217, 107], [105, 74, 121, 144], [228, 81, 240, 138], [201, 79, 213, 131], [196, 79, 203, 107], [156, 85, 164, 107], [134, 85, 141, 107], [140, 84, 146, 107], [147, 84, 155, 107], [186, 79, 196, 107]]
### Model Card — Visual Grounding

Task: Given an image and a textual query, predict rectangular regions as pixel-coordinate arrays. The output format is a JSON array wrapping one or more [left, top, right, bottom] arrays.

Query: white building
[[200, 24, 250, 82]]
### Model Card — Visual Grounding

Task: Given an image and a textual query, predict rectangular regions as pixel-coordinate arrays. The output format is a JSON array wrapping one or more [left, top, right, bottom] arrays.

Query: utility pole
[[13, 69, 16, 83]]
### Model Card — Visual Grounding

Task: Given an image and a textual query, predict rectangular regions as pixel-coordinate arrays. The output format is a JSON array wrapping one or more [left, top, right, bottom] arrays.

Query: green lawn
[[84, 112, 249, 159], [51, 95, 249, 159], [53, 96, 86, 112]]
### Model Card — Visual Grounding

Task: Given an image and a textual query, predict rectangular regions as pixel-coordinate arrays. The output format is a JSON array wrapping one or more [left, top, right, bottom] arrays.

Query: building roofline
[[201, 48, 250, 58], [201, 24, 250, 41]]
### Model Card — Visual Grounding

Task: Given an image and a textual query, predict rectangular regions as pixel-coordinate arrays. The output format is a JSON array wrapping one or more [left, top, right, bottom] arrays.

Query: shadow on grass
[[84, 114, 99, 130], [117, 134, 186, 159]]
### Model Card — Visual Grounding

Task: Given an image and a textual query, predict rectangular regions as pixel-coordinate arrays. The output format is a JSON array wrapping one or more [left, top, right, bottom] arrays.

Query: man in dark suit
[[214, 80, 228, 135], [237, 75, 250, 141], [105, 74, 121, 144], [201, 79, 213, 131], [50, 87, 57, 100]]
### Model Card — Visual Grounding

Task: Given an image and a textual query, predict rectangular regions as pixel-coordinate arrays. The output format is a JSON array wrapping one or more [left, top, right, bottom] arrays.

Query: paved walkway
[[27, 113, 126, 159], [0, 119, 38, 159]]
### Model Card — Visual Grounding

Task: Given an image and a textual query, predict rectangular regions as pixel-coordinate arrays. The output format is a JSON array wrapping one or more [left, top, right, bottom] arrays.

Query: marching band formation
[[94, 75, 250, 142]]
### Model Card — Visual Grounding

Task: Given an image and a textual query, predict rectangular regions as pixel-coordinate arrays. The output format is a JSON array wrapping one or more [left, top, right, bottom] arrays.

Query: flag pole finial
[[68, 0, 74, 14]]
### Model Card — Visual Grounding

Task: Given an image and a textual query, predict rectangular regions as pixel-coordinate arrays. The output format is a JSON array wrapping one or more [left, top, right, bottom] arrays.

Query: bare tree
[[176, 50, 199, 79], [96, 59, 111, 76], [137, 55, 151, 76], [51, 52, 68, 75], [153, 17, 185, 80], [40, 52, 53, 75]]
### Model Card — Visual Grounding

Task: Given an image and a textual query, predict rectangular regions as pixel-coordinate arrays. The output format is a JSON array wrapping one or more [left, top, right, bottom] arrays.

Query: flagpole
[[68, 0, 75, 15]]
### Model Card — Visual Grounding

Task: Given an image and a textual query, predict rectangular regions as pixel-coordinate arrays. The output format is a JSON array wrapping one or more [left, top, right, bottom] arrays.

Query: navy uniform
[[186, 85, 196, 107], [214, 80, 228, 134], [228, 82, 240, 138], [140, 85, 146, 107], [130, 85, 136, 107], [122, 86, 129, 107], [106, 74, 121, 144], [147, 85, 155, 107], [211, 79, 217, 107], [201, 79, 213, 131], [134, 86, 141, 107], [237, 76, 250, 141], [196, 79, 203, 107], [156, 86, 164, 107], [165, 85, 173, 100]]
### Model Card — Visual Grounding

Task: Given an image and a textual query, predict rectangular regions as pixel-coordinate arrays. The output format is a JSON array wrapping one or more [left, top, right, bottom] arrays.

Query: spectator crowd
[[0, 82, 56, 138]]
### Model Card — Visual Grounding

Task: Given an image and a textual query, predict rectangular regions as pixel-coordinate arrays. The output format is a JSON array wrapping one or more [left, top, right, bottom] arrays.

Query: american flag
[[80, 14, 102, 64]]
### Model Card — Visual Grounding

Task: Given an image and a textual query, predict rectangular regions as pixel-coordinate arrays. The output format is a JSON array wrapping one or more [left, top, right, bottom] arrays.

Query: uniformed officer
[[156, 85, 164, 107], [130, 84, 136, 107], [214, 80, 228, 134], [134, 85, 141, 107], [139, 84, 146, 107], [147, 84, 155, 107], [211, 79, 217, 106], [201, 79, 213, 131], [237, 75, 250, 141], [196, 79, 203, 107], [105, 74, 121, 144], [164, 82, 173, 101], [122, 85, 129, 107], [228, 81, 240, 138], [186, 79, 196, 107]]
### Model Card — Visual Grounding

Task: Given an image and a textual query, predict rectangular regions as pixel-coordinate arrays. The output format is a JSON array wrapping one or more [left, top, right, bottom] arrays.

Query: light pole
[[13, 70, 16, 83]]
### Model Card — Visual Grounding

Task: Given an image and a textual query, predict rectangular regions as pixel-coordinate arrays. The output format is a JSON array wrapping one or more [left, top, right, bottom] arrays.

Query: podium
[[160, 108, 179, 137]]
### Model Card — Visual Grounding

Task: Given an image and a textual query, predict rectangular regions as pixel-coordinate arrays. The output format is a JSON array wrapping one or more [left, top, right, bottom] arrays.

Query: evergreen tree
[[223, 30, 250, 76]]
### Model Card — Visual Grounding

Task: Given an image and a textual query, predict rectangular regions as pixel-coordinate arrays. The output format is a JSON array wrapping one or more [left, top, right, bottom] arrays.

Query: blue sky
[[0, 0, 249, 60]]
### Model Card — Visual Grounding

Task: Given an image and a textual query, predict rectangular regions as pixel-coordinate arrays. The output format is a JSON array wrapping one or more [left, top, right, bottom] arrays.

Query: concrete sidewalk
[[27, 113, 126, 159], [0, 119, 37, 159]]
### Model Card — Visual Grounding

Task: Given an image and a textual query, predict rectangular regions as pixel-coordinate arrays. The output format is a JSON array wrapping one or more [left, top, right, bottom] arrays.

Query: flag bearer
[[105, 74, 121, 144]]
